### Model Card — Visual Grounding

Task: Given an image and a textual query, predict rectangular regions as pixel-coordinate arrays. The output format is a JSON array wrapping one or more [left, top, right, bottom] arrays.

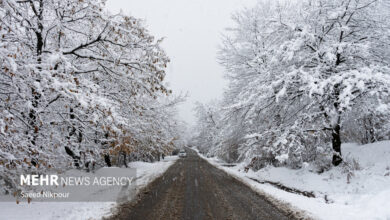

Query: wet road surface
[[109, 149, 294, 220]]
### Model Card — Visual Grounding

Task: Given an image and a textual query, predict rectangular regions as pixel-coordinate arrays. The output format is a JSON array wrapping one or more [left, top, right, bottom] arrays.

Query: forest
[[0, 0, 184, 193], [192, 0, 390, 171], [1, 0, 390, 219]]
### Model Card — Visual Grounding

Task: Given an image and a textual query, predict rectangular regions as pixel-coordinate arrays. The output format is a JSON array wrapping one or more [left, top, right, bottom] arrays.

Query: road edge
[[193, 149, 316, 220], [103, 157, 179, 220]]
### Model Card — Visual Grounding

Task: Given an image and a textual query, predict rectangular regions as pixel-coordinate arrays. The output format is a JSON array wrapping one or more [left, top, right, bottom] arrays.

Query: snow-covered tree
[[192, 102, 221, 155], [0, 0, 183, 193], [194, 0, 390, 169]]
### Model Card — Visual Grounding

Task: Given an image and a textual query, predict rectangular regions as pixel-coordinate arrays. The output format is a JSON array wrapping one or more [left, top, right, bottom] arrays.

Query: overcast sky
[[106, 0, 256, 125]]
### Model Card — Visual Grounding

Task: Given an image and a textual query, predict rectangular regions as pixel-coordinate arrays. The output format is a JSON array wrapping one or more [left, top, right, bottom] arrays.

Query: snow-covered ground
[[0, 156, 178, 220], [196, 141, 390, 220]]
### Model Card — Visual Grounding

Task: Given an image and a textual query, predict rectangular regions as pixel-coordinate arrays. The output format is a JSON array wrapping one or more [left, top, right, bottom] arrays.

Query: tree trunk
[[28, 0, 44, 148], [28, 91, 39, 146], [104, 154, 112, 167], [330, 30, 346, 167], [331, 82, 343, 166], [332, 124, 342, 166], [65, 146, 80, 168], [121, 151, 128, 168]]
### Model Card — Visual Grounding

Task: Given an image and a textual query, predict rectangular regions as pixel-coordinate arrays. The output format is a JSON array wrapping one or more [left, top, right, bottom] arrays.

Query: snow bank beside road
[[127, 156, 178, 191], [0, 156, 178, 220], [196, 141, 390, 220]]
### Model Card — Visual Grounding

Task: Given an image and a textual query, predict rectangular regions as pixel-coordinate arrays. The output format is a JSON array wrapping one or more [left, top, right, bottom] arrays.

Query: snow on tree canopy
[[192, 0, 390, 169], [0, 0, 185, 194]]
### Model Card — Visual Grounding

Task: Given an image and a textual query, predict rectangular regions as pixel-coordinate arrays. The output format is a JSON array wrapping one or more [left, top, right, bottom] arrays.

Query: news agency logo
[[20, 174, 135, 186], [0, 167, 138, 202]]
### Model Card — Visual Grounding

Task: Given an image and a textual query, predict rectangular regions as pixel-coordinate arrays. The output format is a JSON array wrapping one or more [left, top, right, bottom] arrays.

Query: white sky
[[106, 0, 256, 125]]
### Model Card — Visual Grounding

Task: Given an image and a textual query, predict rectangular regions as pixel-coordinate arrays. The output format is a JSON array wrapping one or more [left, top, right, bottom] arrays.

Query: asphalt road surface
[[109, 149, 295, 220]]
